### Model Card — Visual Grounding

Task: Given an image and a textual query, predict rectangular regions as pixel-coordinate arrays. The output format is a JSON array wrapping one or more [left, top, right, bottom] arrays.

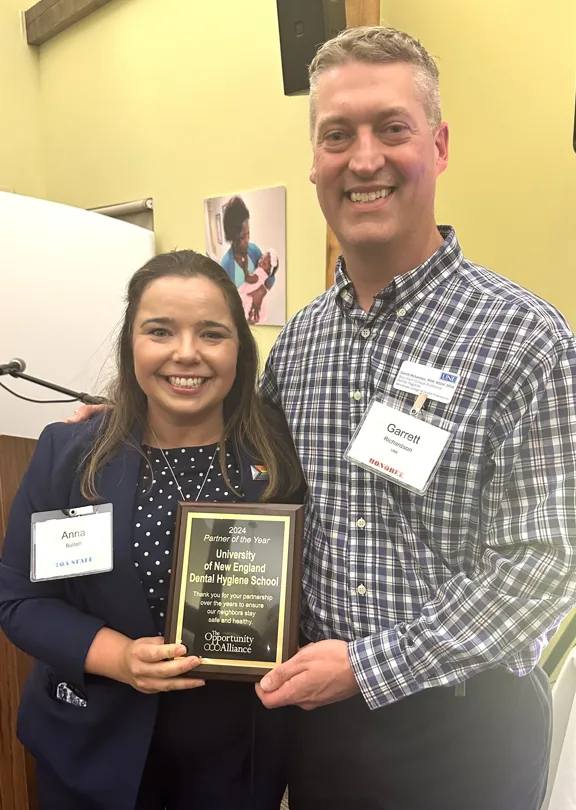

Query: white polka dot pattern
[[132, 443, 243, 634]]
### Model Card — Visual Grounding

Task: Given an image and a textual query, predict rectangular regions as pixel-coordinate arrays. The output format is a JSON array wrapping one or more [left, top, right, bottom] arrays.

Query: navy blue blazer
[[0, 421, 296, 809]]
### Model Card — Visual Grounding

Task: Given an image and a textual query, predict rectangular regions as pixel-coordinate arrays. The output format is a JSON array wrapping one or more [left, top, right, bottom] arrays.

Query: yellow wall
[[383, 0, 576, 326], [0, 0, 45, 198], [37, 0, 326, 358], [5, 0, 575, 337]]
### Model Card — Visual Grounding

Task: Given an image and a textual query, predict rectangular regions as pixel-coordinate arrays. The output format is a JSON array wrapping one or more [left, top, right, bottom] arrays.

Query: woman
[[219, 196, 276, 323], [0, 250, 304, 810], [219, 196, 262, 285]]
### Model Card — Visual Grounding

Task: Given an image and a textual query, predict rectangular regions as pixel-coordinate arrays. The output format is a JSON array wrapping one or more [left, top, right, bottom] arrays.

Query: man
[[68, 26, 574, 810], [253, 26, 576, 810]]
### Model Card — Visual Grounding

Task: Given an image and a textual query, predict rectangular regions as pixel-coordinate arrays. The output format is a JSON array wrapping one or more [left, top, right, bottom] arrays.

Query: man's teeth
[[168, 376, 205, 388], [349, 188, 393, 203]]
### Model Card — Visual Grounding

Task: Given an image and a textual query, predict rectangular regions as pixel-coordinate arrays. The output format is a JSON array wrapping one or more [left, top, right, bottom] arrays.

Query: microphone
[[0, 358, 26, 376], [0, 358, 107, 405]]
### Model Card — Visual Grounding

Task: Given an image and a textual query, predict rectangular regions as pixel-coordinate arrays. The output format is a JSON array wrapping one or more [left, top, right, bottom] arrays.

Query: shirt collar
[[332, 226, 462, 314]]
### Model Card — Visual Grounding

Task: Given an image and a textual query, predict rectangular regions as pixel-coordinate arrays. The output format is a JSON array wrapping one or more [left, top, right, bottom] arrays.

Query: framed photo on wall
[[204, 186, 286, 327]]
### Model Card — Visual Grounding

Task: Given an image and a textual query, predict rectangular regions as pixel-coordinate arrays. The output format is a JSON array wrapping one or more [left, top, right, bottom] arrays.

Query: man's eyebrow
[[377, 106, 413, 119], [317, 115, 350, 130], [317, 107, 415, 130]]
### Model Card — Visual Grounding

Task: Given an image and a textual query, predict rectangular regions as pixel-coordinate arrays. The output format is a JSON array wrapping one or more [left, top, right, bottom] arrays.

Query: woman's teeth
[[167, 376, 206, 389], [349, 188, 393, 203]]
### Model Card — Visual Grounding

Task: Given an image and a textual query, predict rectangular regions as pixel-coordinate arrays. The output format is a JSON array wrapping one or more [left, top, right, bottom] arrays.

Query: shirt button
[[352, 391, 362, 401], [397, 307, 407, 317], [357, 584, 367, 596], [361, 328, 371, 338], [356, 518, 366, 528]]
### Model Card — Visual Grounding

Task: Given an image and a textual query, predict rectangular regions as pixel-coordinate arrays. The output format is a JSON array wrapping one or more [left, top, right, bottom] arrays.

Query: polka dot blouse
[[133, 443, 244, 635]]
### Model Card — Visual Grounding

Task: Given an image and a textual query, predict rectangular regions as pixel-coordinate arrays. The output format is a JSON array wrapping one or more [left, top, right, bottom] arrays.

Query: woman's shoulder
[[260, 400, 292, 434], [237, 402, 306, 504], [13, 419, 106, 508], [247, 242, 263, 261], [37, 418, 99, 454], [219, 248, 234, 273], [25, 419, 104, 484]]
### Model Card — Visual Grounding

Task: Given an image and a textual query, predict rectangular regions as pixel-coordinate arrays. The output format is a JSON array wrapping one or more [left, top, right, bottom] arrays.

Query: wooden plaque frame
[[166, 503, 304, 680]]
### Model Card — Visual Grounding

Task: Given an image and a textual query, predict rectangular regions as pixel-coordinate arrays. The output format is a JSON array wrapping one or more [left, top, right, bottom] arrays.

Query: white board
[[0, 192, 155, 438]]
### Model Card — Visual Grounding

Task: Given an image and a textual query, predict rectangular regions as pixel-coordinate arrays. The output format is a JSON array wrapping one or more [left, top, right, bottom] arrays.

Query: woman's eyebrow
[[140, 316, 175, 327], [197, 320, 233, 334]]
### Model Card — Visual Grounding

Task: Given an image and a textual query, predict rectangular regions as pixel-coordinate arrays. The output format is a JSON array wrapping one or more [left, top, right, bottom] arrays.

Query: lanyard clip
[[410, 391, 428, 417]]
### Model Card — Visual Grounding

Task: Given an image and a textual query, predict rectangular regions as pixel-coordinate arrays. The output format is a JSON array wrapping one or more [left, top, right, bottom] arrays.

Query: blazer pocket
[[54, 681, 88, 708]]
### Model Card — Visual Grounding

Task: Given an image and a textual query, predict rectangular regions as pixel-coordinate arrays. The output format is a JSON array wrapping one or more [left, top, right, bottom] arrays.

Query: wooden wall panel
[[345, 0, 381, 29], [0, 435, 38, 810]]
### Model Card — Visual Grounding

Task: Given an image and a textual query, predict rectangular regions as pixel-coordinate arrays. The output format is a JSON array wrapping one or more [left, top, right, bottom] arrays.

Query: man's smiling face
[[310, 60, 448, 254]]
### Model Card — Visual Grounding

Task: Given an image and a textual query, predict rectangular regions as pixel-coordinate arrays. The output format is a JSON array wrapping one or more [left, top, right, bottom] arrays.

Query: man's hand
[[255, 640, 360, 710], [62, 403, 108, 423]]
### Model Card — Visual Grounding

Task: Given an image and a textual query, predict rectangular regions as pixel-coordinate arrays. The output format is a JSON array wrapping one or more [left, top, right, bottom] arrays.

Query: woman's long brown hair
[[80, 250, 304, 502]]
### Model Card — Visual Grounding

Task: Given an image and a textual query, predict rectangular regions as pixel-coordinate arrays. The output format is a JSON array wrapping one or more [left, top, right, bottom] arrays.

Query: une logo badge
[[440, 372, 457, 383]]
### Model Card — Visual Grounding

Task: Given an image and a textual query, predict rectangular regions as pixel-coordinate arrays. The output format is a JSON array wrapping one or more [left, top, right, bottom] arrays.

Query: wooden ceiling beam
[[25, 0, 115, 46]]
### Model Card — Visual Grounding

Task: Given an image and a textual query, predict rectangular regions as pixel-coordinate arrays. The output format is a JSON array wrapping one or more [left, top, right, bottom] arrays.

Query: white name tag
[[394, 361, 459, 404], [31, 505, 113, 582], [345, 400, 452, 493]]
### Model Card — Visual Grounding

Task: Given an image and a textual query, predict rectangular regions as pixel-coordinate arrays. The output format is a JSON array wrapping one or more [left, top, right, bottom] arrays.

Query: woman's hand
[[62, 403, 109, 424], [85, 628, 205, 694], [120, 636, 205, 694]]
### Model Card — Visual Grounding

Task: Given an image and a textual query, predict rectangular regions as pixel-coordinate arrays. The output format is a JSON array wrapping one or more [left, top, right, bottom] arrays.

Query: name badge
[[31, 504, 113, 582], [394, 360, 459, 404], [345, 400, 452, 494]]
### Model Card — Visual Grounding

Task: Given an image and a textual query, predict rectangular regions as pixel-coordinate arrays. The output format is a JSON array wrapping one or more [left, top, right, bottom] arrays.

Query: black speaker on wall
[[276, 0, 347, 96]]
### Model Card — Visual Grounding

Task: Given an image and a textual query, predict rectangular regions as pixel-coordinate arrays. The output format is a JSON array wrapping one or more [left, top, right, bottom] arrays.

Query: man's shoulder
[[262, 290, 335, 381], [457, 257, 573, 342], [276, 288, 335, 337]]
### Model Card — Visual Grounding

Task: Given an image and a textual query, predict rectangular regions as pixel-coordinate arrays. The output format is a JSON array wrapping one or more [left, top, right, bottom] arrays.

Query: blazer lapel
[[237, 448, 269, 503], [68, 439, 268, 638], [71, 440, 156, 638]]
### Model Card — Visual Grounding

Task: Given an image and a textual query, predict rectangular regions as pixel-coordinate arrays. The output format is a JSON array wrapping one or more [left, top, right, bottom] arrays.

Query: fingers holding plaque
[[165, 503, 304, 680]]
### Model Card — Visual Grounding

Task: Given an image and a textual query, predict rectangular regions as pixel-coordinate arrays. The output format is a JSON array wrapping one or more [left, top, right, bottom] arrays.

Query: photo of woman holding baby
[[204, 187, 286, 326]]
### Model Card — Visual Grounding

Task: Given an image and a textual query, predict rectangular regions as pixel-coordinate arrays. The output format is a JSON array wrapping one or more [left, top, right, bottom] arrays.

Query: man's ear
[[435, 122, 449, 177], [310, 159, 317, 185]]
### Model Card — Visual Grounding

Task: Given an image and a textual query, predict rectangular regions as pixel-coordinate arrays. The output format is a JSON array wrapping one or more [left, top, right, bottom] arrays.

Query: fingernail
[[176, 645, 186, 657], [260, 675, 271, 691]]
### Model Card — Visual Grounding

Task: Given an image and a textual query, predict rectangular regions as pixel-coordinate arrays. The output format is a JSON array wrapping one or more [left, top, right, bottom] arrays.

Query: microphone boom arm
[[6, 369, 107, 405]]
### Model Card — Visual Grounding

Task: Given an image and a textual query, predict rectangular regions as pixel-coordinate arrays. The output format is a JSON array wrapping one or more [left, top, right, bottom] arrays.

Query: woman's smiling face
[[132, 275, 239, 428]]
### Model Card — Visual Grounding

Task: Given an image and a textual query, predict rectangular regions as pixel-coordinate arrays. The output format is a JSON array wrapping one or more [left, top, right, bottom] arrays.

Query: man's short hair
[[308, 26, 442, 140]]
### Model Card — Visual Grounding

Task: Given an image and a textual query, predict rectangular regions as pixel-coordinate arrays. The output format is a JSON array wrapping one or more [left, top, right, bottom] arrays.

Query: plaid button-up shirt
[[260, 226, 576, 710]]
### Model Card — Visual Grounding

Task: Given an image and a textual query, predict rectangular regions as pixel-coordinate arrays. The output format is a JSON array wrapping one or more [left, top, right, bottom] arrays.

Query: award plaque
[[165, 503, 304, 680]]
